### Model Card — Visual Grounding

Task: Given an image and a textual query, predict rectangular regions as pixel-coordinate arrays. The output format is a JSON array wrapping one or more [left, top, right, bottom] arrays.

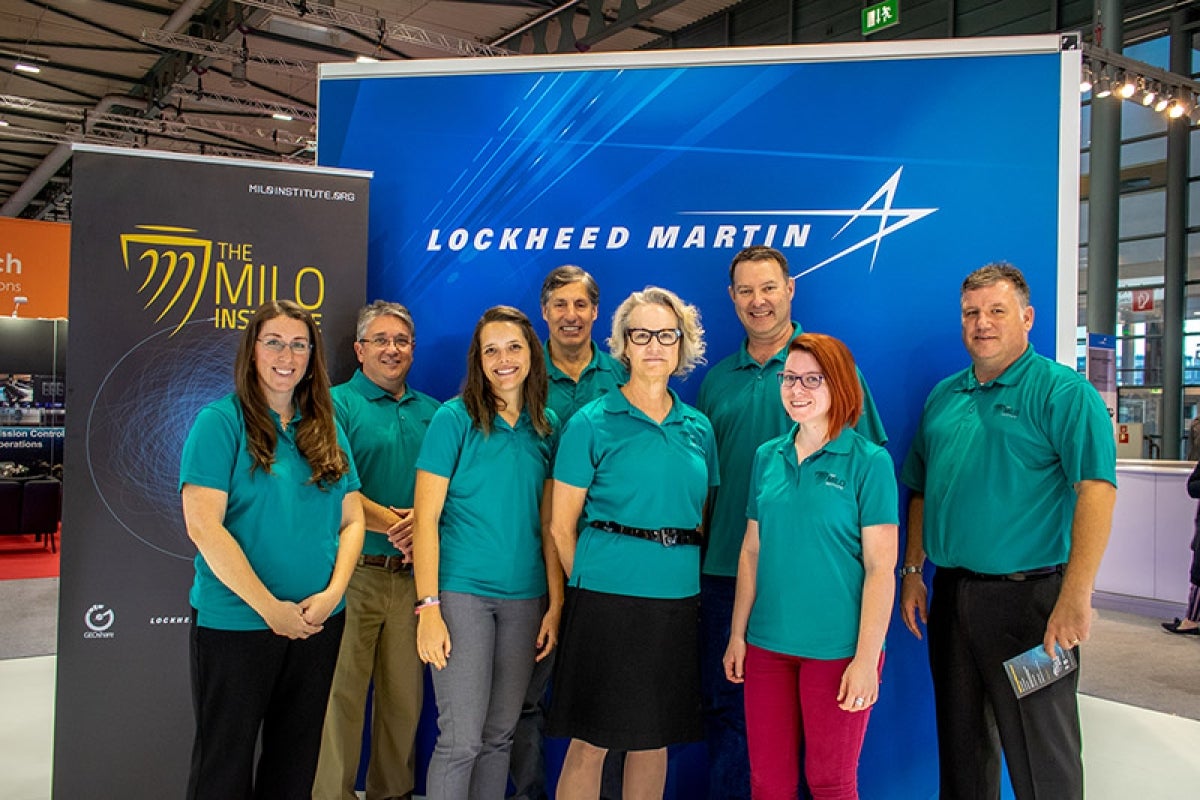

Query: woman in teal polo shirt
[[412, 305, 561, 800], [723, 333, 897, 800], [548, 286, 718, 800], [179, 300, 365, 800]]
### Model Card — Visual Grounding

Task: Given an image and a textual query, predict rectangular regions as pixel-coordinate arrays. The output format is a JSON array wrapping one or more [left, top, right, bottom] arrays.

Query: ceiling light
[[1118, 72, 1137, 99], [0, 119, 8, 126], [355, 56, 379, 64], [1141, 81, 1157, 106], [14, 63, 41, 74], [1154, 94, 1171, 113], [271, 113, 292, 121], [1168, 99, 1187, 119], [1079, 64, 1093, 94], [1093, 71, 1114, 98]]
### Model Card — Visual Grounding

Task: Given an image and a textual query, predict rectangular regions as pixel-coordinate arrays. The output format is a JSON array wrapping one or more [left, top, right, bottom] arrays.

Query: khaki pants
[[313, 563, 422, 800]]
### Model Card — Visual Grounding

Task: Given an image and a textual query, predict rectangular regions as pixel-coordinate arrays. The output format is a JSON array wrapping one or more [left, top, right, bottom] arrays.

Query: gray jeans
[[427, 591, 546, 800]]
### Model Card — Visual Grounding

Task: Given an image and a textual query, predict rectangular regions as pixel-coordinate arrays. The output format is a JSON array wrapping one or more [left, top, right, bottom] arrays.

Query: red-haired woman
[[723, 333, 898, 800]]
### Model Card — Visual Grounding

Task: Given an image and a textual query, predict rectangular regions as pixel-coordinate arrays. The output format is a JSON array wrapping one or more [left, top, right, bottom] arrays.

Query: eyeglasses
[[626, 327, 682, 346], [358, 336, 413, 350], [258, 338, 313, 355], [777, 372, 826, 390]]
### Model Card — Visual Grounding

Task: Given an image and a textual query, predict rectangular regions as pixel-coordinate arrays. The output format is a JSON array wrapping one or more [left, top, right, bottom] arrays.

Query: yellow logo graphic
[[119, 225, 212, 335]]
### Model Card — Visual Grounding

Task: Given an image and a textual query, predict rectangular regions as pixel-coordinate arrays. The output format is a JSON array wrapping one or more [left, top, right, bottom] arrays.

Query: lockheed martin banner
[[54, 146, 370, 798], [317, 37, 1079, 798]]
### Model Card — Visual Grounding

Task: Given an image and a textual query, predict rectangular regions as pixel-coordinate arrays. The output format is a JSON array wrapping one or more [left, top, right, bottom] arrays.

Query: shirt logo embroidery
[[994, 403, 1020, 419], [814, 470, 846, 490]]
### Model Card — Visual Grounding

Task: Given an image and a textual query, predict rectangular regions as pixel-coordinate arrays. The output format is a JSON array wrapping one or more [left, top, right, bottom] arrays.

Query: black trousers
[[928, 569, 1082, 800], [186, 612, 346, 800]]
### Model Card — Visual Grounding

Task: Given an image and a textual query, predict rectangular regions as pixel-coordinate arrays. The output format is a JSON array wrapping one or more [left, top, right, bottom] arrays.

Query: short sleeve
[[179, 401, 239, 493], [899, 413, 929, 493], [745, 443, 769, 522], [553, 412, 598, 490], [415, 404, 468, 479], [857, 445, 900, 528], [1045, 377, 1116, 488]]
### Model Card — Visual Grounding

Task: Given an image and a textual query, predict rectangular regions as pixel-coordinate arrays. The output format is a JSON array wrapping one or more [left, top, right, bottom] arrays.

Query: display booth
[[317, 35, 1081, 798]]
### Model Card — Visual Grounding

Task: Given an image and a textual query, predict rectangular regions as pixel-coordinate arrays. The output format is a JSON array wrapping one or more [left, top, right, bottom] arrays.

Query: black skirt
[[547, 586, 702, 751]]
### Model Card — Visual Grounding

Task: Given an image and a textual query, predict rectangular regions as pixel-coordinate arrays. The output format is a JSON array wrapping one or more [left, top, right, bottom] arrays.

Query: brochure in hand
[[1003, 643, 1078, 699]]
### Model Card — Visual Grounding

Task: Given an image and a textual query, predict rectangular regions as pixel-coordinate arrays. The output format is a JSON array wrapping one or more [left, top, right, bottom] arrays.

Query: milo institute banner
[[54, 146, 370, 798]]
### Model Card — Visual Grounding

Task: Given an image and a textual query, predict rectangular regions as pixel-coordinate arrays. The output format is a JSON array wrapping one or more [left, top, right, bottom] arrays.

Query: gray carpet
[[1080, 606, 1200, 721], [0, 577, 58, 661], [1, 580, 1197, 722]]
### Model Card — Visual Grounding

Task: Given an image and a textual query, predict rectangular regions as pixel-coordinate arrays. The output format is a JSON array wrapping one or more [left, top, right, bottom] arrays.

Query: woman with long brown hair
[[180, 300, 364, 800], [413, 305, 562, 800]]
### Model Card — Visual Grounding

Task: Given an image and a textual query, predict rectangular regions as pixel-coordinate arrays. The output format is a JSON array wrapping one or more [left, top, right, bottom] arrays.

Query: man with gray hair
[[315, 300, 440, 800], [900, 263, 1116, 799]]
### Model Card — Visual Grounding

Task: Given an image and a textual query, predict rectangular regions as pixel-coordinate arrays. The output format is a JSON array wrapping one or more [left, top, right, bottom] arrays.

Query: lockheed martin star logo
[[680, 167, 936, 277]]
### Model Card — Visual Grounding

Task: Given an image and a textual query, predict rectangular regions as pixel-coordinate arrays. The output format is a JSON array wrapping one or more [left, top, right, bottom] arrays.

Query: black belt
[[591, 520, 702, 547], [359, 554, 412, 573], [940, 564, 1063, 582]]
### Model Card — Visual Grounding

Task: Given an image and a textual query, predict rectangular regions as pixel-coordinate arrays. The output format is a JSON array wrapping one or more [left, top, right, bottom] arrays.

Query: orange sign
[[0, 218, 70, 318], [1118, 424, 1130, 444]]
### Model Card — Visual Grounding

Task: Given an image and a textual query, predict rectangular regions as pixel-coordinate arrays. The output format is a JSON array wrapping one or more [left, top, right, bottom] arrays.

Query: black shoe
[[1162, 618, 1200, 635]]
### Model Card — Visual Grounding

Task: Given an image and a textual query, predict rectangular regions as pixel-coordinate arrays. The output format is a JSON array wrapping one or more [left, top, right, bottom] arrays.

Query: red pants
[[743, 644, 881, 800]]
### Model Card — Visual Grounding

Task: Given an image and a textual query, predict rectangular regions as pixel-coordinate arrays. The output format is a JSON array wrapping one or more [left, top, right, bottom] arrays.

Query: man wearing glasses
[[315, 300, 441, 800], [510, 265, 629, 800], [696, 246, 886, 799]]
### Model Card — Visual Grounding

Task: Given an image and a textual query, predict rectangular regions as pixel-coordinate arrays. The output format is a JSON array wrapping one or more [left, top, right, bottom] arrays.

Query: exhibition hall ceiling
[[0, 0, 740, 220]]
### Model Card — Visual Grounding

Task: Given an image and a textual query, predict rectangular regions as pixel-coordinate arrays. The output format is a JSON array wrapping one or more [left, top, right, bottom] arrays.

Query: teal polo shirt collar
[[269, 405, 301, 434], [598, 385, 691, 427], [729, 322, 804, 372], [544, 340, 621, 381], [773, 423, 855, 466], [347, 368, 420, 406], [957, 344, 1037, 393]]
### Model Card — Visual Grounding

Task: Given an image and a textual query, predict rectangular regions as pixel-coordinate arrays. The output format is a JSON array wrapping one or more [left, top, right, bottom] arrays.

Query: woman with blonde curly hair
[[548, 286, 718, 799]]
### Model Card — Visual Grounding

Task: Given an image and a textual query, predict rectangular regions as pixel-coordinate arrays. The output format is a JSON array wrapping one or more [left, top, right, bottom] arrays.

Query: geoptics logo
[[119, 226, 329, 334], [425, 167, 936, 276], [84, 604, 116, 639]]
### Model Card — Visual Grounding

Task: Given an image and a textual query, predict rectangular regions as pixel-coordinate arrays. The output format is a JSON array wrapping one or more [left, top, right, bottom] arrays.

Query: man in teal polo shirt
[[540, 265, 628, 421], [696, 246, 886, 799], [511, 265, 628, 800], [899, 263, 1117, 800], [315, 300, 440, 800]]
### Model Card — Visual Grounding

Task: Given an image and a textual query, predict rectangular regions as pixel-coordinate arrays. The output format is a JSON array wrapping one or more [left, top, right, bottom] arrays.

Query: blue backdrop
[[318, 39, 1076, 799]]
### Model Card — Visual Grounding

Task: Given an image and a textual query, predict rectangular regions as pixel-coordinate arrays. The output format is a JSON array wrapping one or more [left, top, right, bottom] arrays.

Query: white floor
[[3, 654, 1199, 799]]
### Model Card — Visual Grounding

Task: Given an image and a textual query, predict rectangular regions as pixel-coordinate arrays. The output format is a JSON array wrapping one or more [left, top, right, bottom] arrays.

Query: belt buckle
[[660, 530, 677, 547]]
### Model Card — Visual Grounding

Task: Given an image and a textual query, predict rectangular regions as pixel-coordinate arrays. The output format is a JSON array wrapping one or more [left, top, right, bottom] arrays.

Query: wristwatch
[[897, 565, 923, 578]]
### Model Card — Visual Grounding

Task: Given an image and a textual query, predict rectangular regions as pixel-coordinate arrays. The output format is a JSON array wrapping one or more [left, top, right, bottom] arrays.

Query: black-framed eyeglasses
[[358, 336, 413, 350], [626, 327, 682, 346], [258, 338, 313, 355], [777, 372, 825, 390]]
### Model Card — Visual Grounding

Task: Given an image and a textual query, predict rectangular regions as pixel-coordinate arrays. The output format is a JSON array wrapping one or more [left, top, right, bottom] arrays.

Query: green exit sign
[[862, 0, 900, 36]]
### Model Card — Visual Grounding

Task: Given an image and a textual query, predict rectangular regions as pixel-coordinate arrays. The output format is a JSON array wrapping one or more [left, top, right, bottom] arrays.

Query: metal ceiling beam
[[170, 85, 316, 122], [495, 0, 686, 53], [140, 28, 318, 76], [234, 0, 513, 57]]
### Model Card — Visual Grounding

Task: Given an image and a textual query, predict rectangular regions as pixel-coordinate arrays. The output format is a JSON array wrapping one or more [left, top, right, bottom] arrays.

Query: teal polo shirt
[[697, 322, 887, 578], [415, 397, 558, 599], [332, 369, 440, 556], [554, 388, 719, 599], [179, 394, 361, 631], [746, 426, 898, 660], [544, 340, 628, 422], [901, 345, 1117, 574]]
